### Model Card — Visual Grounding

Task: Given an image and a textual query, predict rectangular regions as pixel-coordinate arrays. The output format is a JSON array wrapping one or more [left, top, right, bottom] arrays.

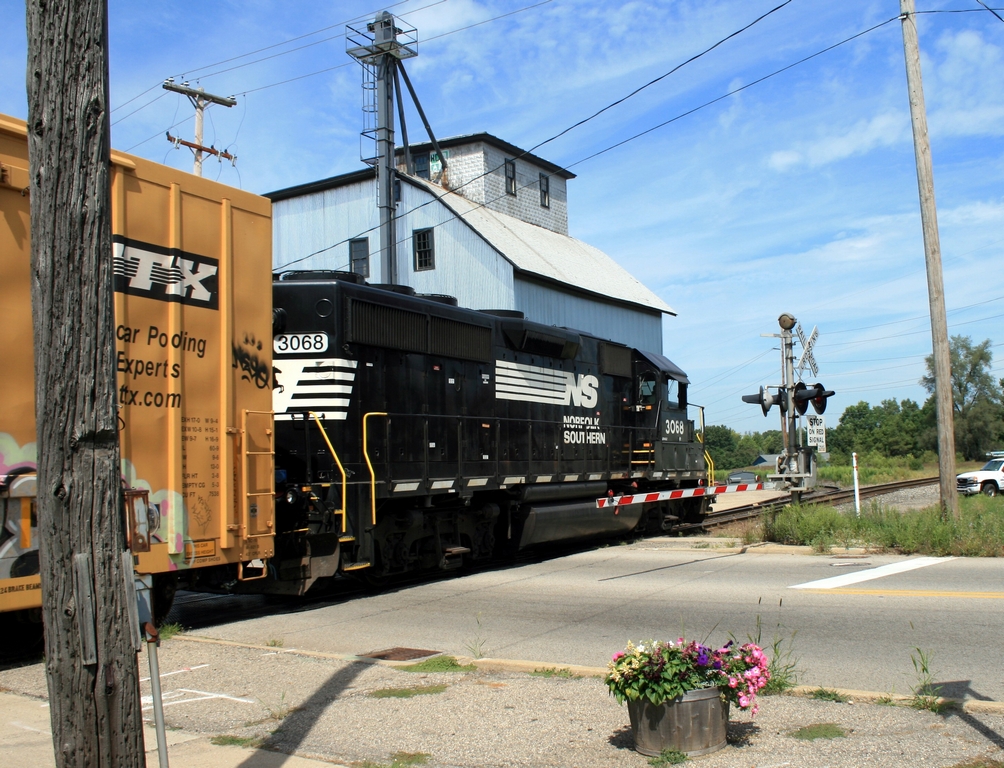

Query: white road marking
[[9, 721, 51, 735], [141, 687, 255, 712], [140, 663, 209, 682], [789, 556, 954, 590]]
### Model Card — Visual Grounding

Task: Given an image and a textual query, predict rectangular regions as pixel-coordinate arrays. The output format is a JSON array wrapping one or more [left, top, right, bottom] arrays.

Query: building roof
[[264, 133, 577, 202], [406, 176, 674, 316], [395, 133, 576, 179]]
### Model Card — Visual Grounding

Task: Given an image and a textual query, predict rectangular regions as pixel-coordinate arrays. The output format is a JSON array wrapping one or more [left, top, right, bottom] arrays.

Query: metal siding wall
[[272, 183, 381, 279], [513, 278, 663, 352], [395, 183, 515, 310]]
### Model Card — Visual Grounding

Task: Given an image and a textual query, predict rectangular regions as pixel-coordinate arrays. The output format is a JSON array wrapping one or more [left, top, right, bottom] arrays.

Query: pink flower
[[612, 652, 625, 661]]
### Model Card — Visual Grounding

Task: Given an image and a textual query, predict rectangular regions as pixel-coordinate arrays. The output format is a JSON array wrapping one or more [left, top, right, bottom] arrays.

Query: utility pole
[[26, 1, 145, 766], [162, 80, 236, 177], [900, 0, 958, 519]]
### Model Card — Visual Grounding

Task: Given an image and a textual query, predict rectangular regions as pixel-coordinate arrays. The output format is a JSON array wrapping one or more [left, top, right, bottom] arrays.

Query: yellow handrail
[[362, 412, 387, 527], [309, 411, 348, 533], [696, 405, 715, 483]]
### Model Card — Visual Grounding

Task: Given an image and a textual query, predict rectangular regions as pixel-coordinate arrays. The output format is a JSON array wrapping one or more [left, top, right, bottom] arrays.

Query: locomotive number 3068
[[273, 333, 329, 354]]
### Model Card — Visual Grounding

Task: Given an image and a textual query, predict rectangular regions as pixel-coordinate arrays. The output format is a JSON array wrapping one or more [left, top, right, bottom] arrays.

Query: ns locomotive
[[225, 270, 712, 592]]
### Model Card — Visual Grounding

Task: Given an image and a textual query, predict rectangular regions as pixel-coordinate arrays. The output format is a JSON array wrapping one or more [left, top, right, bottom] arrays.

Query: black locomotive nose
[[273, 307, 287, 334]]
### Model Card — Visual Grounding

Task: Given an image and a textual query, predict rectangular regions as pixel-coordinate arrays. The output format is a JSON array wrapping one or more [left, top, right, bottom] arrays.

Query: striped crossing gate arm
[[596, 483, 765, 508]]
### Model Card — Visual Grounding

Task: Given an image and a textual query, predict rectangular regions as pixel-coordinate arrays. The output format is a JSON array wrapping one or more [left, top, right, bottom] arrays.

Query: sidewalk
[[3, 636, 1004, 767]]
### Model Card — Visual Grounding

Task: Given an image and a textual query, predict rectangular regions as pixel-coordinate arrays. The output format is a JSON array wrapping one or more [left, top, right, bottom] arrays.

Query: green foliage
[[530, 667, 579, 678], [354, 753, 432, 768], [760, 495, 1004, 556], [746, 607, 800, 695], [703, 426, 782, 471], [398, 655, 476, 673], [923, 336, 1004, 461], [157, 622, 183, 641], [648, 748, 688, 765], [210, 735, 263, 748], [910, 647, 947, 712], [790, 723, 846, 740], [370, 684, 448, 699], [810, 688, 848, 703]]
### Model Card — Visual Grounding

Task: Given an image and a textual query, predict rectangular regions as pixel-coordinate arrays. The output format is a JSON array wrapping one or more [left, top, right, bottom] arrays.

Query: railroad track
[[688, 476, 941, 531]]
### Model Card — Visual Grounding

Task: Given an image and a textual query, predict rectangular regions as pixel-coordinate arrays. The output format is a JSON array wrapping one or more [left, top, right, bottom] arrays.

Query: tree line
[[705, 335, 1003, 470]]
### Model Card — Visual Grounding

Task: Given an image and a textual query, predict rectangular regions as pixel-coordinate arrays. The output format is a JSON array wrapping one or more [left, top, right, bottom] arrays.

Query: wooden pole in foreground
[[25, 0, 145, 764], [899, 0, 958, 519]]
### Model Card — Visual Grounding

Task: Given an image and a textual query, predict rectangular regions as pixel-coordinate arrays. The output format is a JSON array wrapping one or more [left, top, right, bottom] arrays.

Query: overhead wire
[[277, 0, 816, 270]]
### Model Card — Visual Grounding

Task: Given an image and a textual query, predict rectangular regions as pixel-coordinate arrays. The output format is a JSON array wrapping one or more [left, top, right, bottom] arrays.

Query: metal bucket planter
[[627, 687, 728, 757]]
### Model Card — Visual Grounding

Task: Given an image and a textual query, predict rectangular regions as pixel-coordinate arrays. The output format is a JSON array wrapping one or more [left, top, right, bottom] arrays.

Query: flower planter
[[627, 687, 728, 757]]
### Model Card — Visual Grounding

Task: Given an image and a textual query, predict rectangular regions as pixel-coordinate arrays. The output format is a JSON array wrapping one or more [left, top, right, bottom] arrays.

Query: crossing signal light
[[742, 386, 786, 416], [793, 382, 810, 416], [809, 382, 835, 414]]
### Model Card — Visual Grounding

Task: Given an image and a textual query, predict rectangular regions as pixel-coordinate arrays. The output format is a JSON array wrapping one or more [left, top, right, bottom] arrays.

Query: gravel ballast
[[3, 638, 1003, 767]]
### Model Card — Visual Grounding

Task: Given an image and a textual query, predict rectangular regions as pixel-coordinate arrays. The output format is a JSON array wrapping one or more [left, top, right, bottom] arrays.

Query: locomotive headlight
[[285, 488, 299, 505]]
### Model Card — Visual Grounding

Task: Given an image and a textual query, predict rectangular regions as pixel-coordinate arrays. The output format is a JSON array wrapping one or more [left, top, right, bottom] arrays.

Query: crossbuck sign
[[796, 323, 819, 377]]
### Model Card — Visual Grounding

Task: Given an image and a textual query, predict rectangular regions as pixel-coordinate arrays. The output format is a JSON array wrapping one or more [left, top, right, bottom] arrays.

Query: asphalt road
[[174, 539, 1004, 703]]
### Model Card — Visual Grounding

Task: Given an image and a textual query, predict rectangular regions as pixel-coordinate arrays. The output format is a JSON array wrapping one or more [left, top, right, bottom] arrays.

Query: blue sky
[[2, 0, 1002, 435]]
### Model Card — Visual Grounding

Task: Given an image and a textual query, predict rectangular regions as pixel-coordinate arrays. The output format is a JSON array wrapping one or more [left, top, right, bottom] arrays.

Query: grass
[[354, 753, 432, 768], [157, 622, 183, 641], [946, 759, 1004, 768], [790, 723, 846, 741], [210, 735, 264, 748], [760, 494, 1004, 557], [464, 612, 488, 659], [876, 695, 897, 706], [369, 684, 448, 699], [266, 638, 284, 648], [745, 600, 801, 695], [810, 688, 848, 703], [258, 691, 293, 721], [910, 647, 949, 713], [530, 667, 579, 679], [398, 655, 475, 673], [647, 748, 688, 765]]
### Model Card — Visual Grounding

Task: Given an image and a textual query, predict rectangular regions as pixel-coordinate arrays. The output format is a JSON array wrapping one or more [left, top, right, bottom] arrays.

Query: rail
[[309, 411, 348, 533]]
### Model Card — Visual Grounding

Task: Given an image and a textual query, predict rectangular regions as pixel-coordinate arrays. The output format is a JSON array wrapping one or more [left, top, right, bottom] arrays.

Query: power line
[[280, 3, 867, 271]]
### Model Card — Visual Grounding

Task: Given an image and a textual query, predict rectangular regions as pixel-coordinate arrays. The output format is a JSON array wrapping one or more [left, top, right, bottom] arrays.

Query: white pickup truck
[[956, 455, 1004, 497]]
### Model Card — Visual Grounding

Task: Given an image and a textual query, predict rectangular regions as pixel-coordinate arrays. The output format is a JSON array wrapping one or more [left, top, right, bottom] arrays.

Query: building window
[[349, 238, 369, 277], [413, 228, 435, 271], [504, 158, 516, 196], [414, 153, 430, 180], [539, 173, 550, 208]]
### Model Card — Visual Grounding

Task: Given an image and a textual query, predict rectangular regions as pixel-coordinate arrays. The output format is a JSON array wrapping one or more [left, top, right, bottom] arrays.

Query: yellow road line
[[804, 588, 1004, 599]]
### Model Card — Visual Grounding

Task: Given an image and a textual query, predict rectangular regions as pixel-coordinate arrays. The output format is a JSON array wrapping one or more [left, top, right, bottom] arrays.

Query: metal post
[[145, 625, 170, 768], [852, 452, 861, 517], [376, 54, 397, 283], [900, 0, 958, 519]]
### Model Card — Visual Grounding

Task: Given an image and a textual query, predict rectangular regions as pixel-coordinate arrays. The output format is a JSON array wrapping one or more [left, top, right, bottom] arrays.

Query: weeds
[[648, 748, 687, 765], [811, 688, 848, 703], [210, 735, 264, 748], [530, 667, 579, 679], [157, 622, 183, 641], [760, 494, 1004, 556], [745, 598, 800, 695], [258, 691, 292, 721], [910, 647, 947, 712], [876, 695, 896, 706], [398, 655, 476, 673], [464, 612, 488, 659], [790, 723, 846, 740], [354, 753, 432, 768], [369, 684, 447, 699], [266, 638, 284, 648]]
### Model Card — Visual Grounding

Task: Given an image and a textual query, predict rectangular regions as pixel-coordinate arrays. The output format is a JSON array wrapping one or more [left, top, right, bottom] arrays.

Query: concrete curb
[[175, 635, 1004, 714]]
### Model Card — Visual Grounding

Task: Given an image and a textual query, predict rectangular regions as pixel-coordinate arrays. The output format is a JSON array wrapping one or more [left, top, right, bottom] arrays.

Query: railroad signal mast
[[742, 313, 834, 501]]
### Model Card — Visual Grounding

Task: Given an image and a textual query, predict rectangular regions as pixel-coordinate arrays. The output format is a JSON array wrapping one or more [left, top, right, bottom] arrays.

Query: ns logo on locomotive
[[265, 270, 711, 589]]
